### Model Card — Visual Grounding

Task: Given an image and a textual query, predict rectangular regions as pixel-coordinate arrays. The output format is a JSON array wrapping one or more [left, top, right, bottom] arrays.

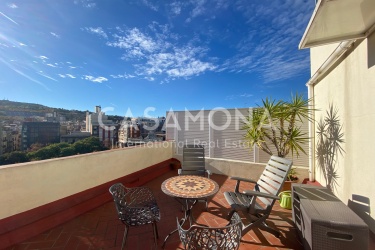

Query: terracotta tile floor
[[7, 171, 305, 250]]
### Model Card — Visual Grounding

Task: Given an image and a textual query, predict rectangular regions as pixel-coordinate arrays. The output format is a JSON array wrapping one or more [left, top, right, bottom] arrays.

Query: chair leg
[[152, 223, 158, 247], [154, 222, 159, 238], [121, 225, 129, 250]]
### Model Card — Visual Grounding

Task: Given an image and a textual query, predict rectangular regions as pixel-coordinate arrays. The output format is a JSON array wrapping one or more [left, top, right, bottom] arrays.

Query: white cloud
[[169, 1, 183, 15], [69, 66, 77, 69], [184, 0, 211, 22], [140, 0, 158, 11], [74, 0, 96, 8], [82, 27, 107, 39], [104, 25, 216, 81], [38, 55, 49, 60], [58, 73, 76, 79], [165, 56, 216, 78], [191, 0, 206, 19], [144, 76, 155, 81], [226, 93, 253, 100], [50, 32, 60, 38], [240, 93, 253, 98], [46, 63, 57, 68], [18, 42, 27, 46], [107, 28, 158, 58], [66, 74, 76, 79], [110, 73, 136, 79], [138, 46, 216, 79], [83, 75, 108, 83], [7, 3, 18, 8]]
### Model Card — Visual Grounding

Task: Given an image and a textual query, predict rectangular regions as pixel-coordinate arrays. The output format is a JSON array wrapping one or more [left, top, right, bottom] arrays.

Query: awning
[[299, 0, 375, 49]]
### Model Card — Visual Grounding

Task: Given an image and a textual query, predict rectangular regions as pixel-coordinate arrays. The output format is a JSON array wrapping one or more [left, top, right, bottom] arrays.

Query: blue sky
[[0, 0, 314, 117]]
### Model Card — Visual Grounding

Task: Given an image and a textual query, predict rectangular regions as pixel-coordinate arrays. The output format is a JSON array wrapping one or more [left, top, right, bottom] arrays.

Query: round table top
[[161, 175, 219, 199]]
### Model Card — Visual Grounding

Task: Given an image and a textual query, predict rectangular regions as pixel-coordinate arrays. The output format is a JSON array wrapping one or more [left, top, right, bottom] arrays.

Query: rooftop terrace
[[2, 141, 374, 249], [6, 170, 303, 250]]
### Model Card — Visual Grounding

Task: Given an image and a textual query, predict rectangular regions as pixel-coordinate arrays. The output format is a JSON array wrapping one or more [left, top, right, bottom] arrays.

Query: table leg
[[162, 198, 197, 249]]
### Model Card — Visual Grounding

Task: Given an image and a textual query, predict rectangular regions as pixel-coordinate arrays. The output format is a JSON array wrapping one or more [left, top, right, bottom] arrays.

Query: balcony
[[1, 142, 374, 249]]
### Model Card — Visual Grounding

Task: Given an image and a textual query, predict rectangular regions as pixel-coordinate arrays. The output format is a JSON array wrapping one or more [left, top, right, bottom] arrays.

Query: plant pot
[[281, 180, 298, 192]]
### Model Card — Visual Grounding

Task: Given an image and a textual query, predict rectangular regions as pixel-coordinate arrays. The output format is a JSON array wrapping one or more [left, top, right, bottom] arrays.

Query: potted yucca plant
[[243, 93, 313, 191]]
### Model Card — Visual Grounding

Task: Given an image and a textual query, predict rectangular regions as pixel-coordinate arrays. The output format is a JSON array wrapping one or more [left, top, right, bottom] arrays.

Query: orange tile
[[8, 171, 309, 250]]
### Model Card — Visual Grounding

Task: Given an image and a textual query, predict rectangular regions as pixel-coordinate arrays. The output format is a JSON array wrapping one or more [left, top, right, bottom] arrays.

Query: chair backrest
[[109, 183, 128, 214], [178, 212, 242, 250], [109, 183, 160, 226], [256, 155, 293, 208], [181, 144, 206, 176]]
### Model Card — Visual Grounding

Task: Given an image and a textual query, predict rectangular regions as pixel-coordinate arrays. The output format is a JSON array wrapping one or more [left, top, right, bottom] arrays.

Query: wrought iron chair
[[177, 211, 242, 250], [224, 155, 293, 238], [109, 183, 160, 250], [179, 144, 211, 209]]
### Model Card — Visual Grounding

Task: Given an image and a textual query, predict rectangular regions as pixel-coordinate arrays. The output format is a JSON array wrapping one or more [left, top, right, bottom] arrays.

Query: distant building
[[118, 117, 165, 147], [44, 111, 66, 123], [60, 125, 68, 136], [118, 121, 141, 147], [85, 106, 117, 148], [132, 117, 165, 138], [11, 131, 21, 151], [21, 122, 60, 151], [63, 121, 84, 133], [0, 125, 21, 153], [60, 132, 91, 144]]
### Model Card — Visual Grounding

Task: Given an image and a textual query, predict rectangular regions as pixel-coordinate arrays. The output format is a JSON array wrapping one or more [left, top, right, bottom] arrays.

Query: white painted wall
[[0, 142, 174, 219], [310, 42, 339, 74], [311, 31, 375, 221]]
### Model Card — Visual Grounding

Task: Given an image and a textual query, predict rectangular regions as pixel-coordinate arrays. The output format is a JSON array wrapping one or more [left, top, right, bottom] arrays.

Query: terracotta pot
[[281, 180, 298, 192]]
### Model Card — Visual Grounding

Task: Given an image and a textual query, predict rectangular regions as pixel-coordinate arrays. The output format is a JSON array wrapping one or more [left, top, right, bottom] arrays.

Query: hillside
[[0, 100, 86, 122]]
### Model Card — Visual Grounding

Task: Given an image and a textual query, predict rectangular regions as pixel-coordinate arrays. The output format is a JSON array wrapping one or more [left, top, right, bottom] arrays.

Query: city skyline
[[0, 0, 315, 117]]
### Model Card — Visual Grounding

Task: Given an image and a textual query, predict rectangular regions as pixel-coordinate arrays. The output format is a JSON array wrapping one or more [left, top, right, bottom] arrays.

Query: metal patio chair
[[109, 183, 160, 249], [224, 155, 293, 237], [177, 211, 242, 250], [178, 144, 212, 209], [179, 144, 211, 177]]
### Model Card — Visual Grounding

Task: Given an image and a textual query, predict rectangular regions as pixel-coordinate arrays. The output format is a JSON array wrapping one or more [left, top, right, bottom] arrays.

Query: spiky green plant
[[243, 93, 313, 158]]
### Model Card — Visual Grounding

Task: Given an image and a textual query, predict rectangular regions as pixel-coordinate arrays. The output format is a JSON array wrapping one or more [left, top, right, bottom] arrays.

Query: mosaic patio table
[[161, 175, 219, 248]]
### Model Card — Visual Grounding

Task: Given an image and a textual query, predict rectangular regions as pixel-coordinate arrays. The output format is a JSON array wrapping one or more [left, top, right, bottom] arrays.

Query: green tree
[[73, 136, 107, 154], [243, 93, 313, 158], [28, 142, 71, 160], [60, 146, 76, 157], [2, 137, 107, 164], [0, 151, 29, 165], [28, 147, 56, 160]]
